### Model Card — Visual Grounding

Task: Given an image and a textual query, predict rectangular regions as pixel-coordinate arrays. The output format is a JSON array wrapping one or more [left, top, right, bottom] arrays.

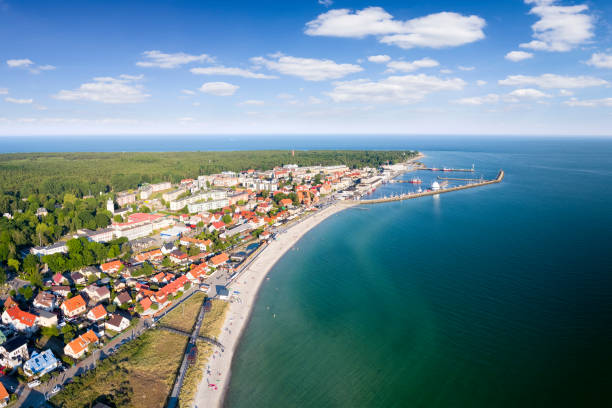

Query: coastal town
[[0, 158, 422, 407]]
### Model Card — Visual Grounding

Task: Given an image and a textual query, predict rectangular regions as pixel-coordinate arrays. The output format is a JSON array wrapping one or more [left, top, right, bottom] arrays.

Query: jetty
[[437, 176, 483, 181], [341, 170, 504, 205]]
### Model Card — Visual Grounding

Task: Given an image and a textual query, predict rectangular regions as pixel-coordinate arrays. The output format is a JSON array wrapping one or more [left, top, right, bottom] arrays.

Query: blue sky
[[1, 0, 612, 136]]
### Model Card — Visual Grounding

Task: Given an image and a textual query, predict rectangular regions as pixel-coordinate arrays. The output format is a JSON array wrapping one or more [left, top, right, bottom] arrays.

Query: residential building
[[179, 237, 211, 251], [105, 314, 130, 333], [100, 260, 122, 274], [64, 330, 98, 360], [32, 291, 56, 311], [162, 188, 187, 202], [114, 291, 132, 307], [30, 242, 68, 256], [0, 336, 29, 368], [169, 250, 188, 264], [61, 295, 87, 318], [2, 306, 38, 333], [0, 382, 8, 407], [187, 198, 230, 213], [35, 310, 58, 328], [209, 252, 229, 267], [87, 304, 107, 322], [51, 286, 71, 297], [83, 285, 111, 304], [23, 349, 60, 377], [70, 271, 86, 285], [116, 191, 136, 207]]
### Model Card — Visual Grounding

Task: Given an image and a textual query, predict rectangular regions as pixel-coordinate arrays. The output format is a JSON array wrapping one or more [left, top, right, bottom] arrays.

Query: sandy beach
[[192, 202, 351, 408]]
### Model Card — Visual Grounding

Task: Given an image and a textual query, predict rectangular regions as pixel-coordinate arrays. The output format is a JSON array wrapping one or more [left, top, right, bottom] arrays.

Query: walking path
[[166, 294, 208, 408]]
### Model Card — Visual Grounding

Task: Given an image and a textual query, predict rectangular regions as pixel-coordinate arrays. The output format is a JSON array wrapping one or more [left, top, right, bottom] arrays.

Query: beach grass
[[177, 300, 230, 406], [178, 340, 214, 407], [199, 300, 230, 339], [159, 292, 206, 333], [50, 329, 187, 408]]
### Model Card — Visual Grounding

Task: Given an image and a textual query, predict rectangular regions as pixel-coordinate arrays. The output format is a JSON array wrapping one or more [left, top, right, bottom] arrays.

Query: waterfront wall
[[342, 170, 504, 205]]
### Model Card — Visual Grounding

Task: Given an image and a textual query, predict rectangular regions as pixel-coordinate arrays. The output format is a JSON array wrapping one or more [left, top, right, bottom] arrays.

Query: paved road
[[16, 287, 198, 407]]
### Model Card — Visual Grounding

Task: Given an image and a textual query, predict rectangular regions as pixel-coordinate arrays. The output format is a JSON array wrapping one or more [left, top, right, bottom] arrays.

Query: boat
[[430, 167, 440, 171], [408, 177, 422, 184], [442, 167, 452, 172]]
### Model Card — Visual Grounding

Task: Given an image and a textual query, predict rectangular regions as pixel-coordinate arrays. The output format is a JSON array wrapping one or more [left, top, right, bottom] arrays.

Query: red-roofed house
[[209, 221, 225, 233], [100, 260, 122, 274], [64, 330, 98, 359], [87, 304, 107, 322], [209, 252, 229, 267], [279, 198, 293, 208], [2, 306, 38, 333], [61, 295, 87, 318]]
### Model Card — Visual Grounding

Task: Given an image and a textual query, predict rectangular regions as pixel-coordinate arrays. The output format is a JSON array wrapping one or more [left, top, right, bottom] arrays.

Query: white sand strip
[[192, 203, 350, 408]]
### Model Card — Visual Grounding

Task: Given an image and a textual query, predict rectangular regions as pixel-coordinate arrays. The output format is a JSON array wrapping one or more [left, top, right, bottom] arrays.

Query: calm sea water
[[223, 139, 612, 408], [2, 136, 611, 406]]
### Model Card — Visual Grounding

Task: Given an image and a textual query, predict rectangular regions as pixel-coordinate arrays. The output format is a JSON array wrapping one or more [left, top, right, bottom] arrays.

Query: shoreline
[[192, 202, 351, 407]]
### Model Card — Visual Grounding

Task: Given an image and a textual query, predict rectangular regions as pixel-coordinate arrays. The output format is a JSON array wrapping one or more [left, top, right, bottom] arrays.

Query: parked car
[[51, 384, 62, 395], [28, 380, 41, 388]]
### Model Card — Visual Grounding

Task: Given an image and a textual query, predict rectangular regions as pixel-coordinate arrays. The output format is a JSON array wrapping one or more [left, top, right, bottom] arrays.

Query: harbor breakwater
[[343, 170, 504, 205]]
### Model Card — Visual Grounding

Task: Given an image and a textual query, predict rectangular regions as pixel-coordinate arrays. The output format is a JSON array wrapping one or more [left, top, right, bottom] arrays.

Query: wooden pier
[[340, 170, 504, 205]]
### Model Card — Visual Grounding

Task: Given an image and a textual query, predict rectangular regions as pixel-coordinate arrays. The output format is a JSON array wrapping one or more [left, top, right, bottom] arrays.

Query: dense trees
[[42, 237, 128, 273], [0, 149, 417, 273]]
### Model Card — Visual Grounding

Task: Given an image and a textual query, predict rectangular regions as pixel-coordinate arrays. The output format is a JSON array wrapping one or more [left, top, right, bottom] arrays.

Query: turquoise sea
[[1, 136, 610, 407], [223, 139, 612, 407]]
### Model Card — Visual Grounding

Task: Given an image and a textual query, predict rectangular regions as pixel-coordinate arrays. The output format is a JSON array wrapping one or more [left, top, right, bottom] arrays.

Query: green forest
[[0, 149, 417, 277]]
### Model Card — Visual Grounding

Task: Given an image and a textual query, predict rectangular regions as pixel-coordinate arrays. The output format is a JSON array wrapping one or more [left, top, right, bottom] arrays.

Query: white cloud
[[327, 74, 466, 103], [454, 94, 500, 105], [0, 88, 7, 95], [564, 97, 612, 107], [136, 50, 213, 68], [239, 99, 265, 106], [386, 58, 439, 72], [54, 75, 150, 103], [507, 88, 551, 99], [458, 66, 475, 71], [251, 54, 362, 81], [181, 89, 196, 95], [199, 82, 239, 96], [440, 69, 453, 74], [6, 59, 33, 68], [5, 97, 33, 104], [520, 0, 593, 52], [309, 96, 323, 104], [499, 74, 607, 89], [368, 55, 391, 63], [455, 88, 550, 105], [190, 66, 276, 79], [559, 89, 573, 96], [305, 7, 486, 49], [505, 51, 533, 62], [476, 80, 487, 86], [587, 53, 612, 69], [277, 93, 295, 99], [318, 0, 333, 6]]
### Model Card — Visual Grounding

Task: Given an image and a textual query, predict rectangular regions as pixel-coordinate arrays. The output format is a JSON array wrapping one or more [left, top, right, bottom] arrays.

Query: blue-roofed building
[[23, 349, 60, 377]]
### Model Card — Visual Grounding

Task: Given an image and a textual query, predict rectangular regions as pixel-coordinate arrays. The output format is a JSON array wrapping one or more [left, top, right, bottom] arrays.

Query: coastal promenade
[[345, 170, 504, 205], [192, 203, 350, 408]]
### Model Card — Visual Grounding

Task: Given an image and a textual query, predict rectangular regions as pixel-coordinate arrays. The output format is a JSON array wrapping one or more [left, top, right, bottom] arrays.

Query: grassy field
[[178, 300, 230, 406], [50, 329, 187, 408], [159, 292, 206, 333], [200, 299, 229, 338]]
